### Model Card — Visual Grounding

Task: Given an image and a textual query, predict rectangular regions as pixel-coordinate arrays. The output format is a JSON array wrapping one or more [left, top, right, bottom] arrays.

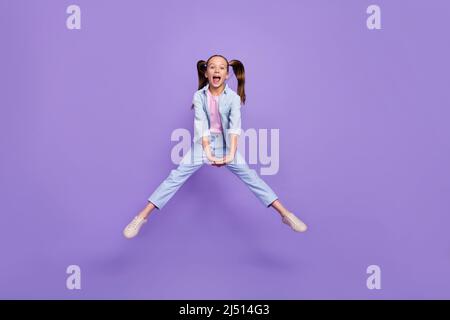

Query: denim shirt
[[191, 82, 242, 146]]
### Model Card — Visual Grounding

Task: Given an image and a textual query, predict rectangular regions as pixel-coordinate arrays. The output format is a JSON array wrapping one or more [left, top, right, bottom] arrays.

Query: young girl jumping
[[123, 54, 308, 238]]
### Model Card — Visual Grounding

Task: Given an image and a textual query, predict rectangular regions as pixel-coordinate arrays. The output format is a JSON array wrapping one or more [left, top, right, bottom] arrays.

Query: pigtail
[[196, 60, 209, 90], [191, 60, 209, 109], [229, 59, 246, 105]]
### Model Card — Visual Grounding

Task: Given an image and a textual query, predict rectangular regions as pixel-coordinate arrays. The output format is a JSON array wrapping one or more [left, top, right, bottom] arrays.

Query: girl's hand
[[212, 160, 226, 167], [213, 154, 234, 167], [206, 153, 225, 167], [219, 153, 235, 165]]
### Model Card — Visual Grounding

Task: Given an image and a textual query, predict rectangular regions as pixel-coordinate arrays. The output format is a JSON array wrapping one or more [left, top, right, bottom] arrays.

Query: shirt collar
[[202, 82, 230, 95]]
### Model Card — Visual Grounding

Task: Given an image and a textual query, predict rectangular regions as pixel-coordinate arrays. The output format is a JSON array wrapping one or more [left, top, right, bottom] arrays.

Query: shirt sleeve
[[192, 92, 210, 143], [228, 93, 242, 136]]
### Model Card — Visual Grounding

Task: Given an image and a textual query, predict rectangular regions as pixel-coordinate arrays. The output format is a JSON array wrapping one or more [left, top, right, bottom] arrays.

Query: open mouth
[[212, 76, 221, 84]]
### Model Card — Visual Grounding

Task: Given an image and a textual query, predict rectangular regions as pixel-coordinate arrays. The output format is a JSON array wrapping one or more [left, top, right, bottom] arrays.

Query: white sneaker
[[281, 211, 308, 232], [123, 216, 147, 239]]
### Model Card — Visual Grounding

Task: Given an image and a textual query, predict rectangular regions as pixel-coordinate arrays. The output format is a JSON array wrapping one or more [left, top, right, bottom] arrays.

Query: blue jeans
[[148, 132, 278, 209]]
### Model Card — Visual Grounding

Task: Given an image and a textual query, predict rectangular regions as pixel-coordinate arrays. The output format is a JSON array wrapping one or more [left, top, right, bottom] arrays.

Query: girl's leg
[[225, 151, 307, 232], [268, 199, 290, 217], [124, 142, 206, 238], [137, 201, 156, 220], [212, 133, 280, 210], [225, 150, 279, 210], [144, 142, 206, 214]]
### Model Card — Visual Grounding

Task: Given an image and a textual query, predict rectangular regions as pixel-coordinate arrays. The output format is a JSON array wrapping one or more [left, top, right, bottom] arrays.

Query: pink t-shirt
[[206, 89, 223, 133]]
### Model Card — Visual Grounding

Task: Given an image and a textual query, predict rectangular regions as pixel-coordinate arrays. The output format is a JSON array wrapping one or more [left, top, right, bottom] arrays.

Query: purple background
[[1, 0, 449, 299]]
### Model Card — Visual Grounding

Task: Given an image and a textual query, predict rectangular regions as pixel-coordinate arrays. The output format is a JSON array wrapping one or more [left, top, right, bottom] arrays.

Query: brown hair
[[191, 54, 246, 109]]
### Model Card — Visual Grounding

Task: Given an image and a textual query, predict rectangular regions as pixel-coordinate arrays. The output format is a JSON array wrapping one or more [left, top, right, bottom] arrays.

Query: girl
[[123, 54, 308, 238]]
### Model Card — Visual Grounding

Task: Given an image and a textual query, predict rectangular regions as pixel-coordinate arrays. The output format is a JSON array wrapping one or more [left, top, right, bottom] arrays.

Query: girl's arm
[[214, 134, 237, 165], [202, 136, 223, 163], [227, 134, 238, 158]]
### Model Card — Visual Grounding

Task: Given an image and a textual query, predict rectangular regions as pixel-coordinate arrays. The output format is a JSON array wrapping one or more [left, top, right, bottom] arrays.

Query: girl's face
[[205, 56, 229, 88]]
